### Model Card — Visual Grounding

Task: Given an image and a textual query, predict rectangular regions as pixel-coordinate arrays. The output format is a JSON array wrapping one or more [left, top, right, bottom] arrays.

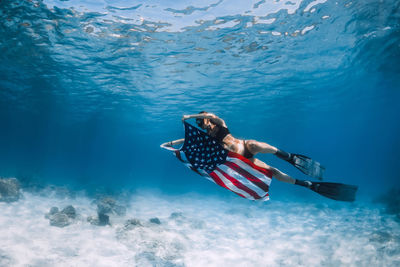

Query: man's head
[[196, 111, 213, 130]]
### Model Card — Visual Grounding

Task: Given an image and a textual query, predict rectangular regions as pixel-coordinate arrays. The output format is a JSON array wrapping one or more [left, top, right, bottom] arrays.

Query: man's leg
[[246, 140, 294, 164], [250, 158, 295, 184], [245, 140, 278, 155]]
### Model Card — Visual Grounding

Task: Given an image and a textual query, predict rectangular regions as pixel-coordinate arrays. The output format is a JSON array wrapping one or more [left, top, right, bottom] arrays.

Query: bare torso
[[207, 125, 244, 154]]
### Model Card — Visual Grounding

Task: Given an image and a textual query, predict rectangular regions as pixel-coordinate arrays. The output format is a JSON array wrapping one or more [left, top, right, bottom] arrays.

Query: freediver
[[161, 111, 323, 189]]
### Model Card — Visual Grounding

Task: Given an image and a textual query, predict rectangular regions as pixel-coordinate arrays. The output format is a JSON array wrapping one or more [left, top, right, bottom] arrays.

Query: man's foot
[[295, 179, 312, 188], [275, 149, 293, 161]]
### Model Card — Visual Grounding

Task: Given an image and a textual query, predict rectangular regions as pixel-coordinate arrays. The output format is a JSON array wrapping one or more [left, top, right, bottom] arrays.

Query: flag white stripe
[[218, 164, 267, 197], [204, 175, 216, 183], [227, 156, 272, 185], [180, 151, 189, 163], [213, 169, 256, 200]]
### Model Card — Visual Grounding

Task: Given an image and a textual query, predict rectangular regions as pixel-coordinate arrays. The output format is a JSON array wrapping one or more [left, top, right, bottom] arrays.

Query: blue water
[[1, 0, 399, 200], [1, 1, 400, 266]]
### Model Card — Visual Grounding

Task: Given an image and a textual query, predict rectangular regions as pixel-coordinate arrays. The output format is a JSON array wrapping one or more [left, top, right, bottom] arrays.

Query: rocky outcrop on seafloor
[[96, 197, 126, 216], [169, 212, 205, 229], [0, 177, 21, 202], [88, 196, 126, 226], [116, 217, 187, 266], [114, 212, 206, 266], [0, 249, 14, 266], [45, 205, 77, 227], [149, 217, 161, 225], [87, 213, 110, 226], [375, 188, 400, 222]]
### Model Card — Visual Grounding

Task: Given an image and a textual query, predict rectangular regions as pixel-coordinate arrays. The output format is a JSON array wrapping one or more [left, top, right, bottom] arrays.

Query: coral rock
[[0, 178, 21, 202]]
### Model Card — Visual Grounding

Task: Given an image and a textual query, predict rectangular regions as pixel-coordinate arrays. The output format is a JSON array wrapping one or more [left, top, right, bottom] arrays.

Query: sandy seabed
[[0, 188, 399, 267]]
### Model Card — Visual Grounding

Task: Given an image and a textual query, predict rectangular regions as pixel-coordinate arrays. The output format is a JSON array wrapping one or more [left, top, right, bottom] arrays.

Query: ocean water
[[1, 0, 399, 266]]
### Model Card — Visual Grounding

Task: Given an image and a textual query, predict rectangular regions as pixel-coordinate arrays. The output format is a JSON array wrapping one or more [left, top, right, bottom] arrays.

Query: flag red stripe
[[175, 150, 183, 162], [227, 151, 273, 177], [223, 161, 270, 193], [215, 167, 262, 199], [190, 166, 202, 176], [209, 172, 247, 199]]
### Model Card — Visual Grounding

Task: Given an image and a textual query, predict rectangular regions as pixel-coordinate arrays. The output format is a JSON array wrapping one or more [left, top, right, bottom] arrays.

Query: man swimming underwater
[[161, 111, 323, 189], [161, 112, 358, 201]]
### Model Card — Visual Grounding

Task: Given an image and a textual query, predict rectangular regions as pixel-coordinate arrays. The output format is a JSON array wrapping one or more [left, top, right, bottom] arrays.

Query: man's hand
[[182, 115, 190, 121]]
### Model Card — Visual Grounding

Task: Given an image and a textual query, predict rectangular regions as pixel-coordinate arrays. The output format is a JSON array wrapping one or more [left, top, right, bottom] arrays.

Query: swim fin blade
[[291, 154, 325, 180], [310, 182, 358, 202]]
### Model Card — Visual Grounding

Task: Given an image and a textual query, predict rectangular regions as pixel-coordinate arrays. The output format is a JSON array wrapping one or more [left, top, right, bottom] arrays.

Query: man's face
[[202, 118, 213, 130]]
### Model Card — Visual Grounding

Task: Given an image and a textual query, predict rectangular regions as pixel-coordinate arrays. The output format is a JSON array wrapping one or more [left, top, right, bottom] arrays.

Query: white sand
[[0, 189, 399, 266]]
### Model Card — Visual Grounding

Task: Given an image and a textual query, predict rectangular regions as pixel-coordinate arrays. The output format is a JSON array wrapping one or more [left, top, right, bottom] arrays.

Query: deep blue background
[[0, 0, 399, 200]]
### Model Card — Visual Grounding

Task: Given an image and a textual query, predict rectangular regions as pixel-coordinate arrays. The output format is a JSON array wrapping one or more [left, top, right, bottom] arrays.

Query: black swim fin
[[276, 150, 325, 180], [296, 180, 358, 202], [291, 154, 325, 180]]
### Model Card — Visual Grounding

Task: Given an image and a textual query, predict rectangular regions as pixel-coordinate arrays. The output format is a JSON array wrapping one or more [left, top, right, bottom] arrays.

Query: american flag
[[173, 122, 272, 201]]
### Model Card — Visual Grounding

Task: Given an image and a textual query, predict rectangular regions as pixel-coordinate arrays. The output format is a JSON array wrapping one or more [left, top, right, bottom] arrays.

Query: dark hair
[[196, 118, 204, 127]]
